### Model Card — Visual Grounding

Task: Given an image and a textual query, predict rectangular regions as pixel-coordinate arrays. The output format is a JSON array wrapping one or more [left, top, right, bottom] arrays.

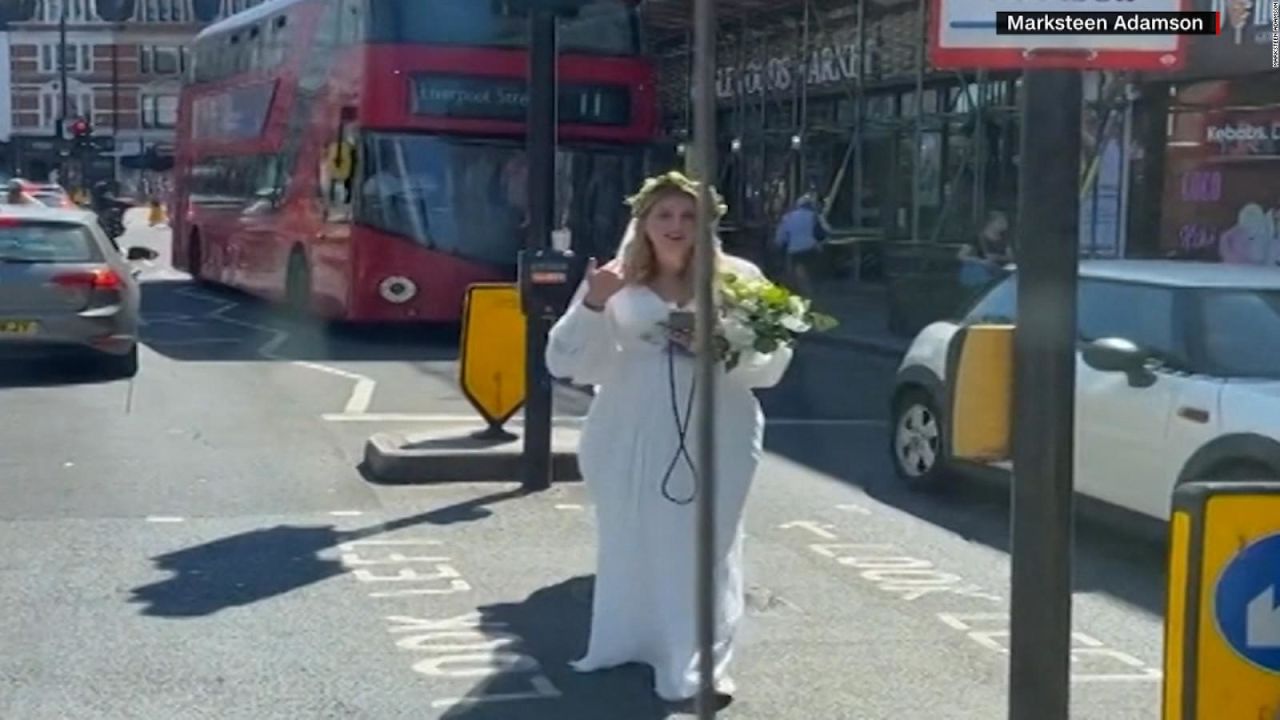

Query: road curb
[[803, 332, 909, 358], [363, 426, 582, 484]]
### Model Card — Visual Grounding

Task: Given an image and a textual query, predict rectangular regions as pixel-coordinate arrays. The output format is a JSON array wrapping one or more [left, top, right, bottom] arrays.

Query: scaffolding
[[642, 0, 1127, 259]]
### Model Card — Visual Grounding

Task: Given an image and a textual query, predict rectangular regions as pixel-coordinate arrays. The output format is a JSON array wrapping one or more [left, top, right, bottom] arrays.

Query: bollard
[[946, 324, 1015, 463], [1164, 480, 1280, 719], [458, 284, 526, 441]]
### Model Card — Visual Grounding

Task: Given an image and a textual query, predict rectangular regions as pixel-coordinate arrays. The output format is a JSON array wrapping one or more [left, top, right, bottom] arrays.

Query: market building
[[643, 0, 1023, 272], [642, 0, 1279, 274]]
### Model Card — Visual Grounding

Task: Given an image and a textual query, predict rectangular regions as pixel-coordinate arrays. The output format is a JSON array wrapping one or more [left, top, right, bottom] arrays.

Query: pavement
[[0, 213, 1166, 719]]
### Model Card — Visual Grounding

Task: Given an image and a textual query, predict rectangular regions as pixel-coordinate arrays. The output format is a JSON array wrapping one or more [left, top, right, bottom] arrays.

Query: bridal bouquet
[[662, 273, 838, 371], [714, 273, 837, 370]]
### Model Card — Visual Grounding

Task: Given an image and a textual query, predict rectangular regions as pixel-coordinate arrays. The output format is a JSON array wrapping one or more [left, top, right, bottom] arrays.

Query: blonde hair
[[618, 172, 728, 285]]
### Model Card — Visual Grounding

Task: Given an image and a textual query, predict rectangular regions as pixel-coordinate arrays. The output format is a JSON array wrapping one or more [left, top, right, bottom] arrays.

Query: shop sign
[[1162, 106, 1280, 266], [714, 40, 878, 101]]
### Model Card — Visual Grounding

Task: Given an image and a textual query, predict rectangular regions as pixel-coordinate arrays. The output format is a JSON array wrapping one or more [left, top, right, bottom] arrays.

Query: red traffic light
[[70, 118, 92, 137]]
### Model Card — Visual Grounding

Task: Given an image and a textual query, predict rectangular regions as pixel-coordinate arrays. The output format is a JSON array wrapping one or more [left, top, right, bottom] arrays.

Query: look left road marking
[[338, 538, 562, 709], [778, 517, 1162, 682]]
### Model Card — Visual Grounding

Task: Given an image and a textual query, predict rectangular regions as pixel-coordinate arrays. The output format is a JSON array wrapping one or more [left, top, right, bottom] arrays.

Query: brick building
[[3, 0, 267, 192]]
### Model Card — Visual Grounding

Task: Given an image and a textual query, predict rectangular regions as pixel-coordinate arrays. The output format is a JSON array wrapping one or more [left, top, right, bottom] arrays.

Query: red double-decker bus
[[172, 0, 656, 322]]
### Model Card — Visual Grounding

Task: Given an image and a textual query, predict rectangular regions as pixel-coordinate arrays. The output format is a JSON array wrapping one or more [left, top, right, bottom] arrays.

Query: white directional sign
[[929, 0, 1190, 70], [1216, 532, 1280, 672], [1246, 586, 1280, 649]]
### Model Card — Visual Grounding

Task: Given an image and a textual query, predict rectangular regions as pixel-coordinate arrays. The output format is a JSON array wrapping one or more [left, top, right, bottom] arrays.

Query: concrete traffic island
[[362, 425, 582, 484]]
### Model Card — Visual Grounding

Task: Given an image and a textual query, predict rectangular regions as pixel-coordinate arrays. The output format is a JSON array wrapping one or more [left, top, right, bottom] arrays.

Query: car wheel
[[891, 389, 947, 490], [1205, 460, 1275, 482], [102, 345, 139, 380]]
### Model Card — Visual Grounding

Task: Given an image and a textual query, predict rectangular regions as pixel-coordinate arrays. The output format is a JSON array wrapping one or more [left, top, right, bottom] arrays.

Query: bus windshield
[[355, 132, 641, 268], [366, 0, 640, 56]]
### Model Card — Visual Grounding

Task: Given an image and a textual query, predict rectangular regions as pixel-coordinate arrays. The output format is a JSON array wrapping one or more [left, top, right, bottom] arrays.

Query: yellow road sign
[[1164, 481, 1280, 720], [459, 284, 526, 428]]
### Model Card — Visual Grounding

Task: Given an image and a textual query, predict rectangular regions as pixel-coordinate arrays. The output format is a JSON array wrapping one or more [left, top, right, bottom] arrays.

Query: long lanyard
[[660, 341, 699, 506]]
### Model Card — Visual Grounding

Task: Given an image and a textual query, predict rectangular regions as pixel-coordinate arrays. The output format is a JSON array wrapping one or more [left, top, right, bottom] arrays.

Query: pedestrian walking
[[545, 171, 795, 708], [773, 192, 826, 297]]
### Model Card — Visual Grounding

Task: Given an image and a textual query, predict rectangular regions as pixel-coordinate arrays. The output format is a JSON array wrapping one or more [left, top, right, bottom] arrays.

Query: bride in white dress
[[545, 172, 793, 705]]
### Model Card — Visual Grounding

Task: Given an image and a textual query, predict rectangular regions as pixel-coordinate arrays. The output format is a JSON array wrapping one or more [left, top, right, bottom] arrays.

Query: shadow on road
[[438, 575, 674, 720], [0, 359, 128, 388], [138, 279, 459, 363], [763, 424, 1167, 617], [129, 488, 532, 618], [128, 524, 348, 618]]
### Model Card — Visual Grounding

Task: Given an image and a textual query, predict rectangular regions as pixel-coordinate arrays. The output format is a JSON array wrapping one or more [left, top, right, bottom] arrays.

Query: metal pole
[[910, 0, 925, 241], [798, 0, 809, 192], [112, 16, 122, 184], [1116, 93, 1133, 258], [852, 0, 866, 227], [691, 0, 718, 716], [522, 6, 557, 493], [58, 0, 69, 150], [1008, 68, 1081, 720], [972, 69, 986, 226]]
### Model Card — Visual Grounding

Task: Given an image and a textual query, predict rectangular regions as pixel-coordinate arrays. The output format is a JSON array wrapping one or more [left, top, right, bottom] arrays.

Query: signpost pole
[[522, 4, 558, 493], [691, 0, 719, 715], [1008, 67, 1082, 720]]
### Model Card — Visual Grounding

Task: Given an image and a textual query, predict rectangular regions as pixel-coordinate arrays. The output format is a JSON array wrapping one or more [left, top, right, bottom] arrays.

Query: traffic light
[[70, 117, 92, 139]]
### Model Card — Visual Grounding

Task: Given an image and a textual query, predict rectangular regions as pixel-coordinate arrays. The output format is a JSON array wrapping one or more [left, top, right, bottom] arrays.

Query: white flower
[[788, 296, 808, 315], [721, 315, 757, 350], [781, 313, 811, 333]]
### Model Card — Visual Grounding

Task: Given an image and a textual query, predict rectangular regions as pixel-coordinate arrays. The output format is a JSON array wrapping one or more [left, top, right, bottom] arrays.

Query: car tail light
[[52, 268, 123, 291]]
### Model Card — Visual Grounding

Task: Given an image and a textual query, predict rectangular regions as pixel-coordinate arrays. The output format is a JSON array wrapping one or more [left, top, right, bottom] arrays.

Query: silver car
[[0, 206, 157, 378]]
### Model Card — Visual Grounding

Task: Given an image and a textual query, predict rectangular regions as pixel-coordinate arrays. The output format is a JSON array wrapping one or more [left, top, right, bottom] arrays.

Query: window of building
[[141, 46, 186, 75], [40, 44, 94, 73], [39, 0, 97, 22], [141, 94, 179, 128], [138, 0, 192, 22]]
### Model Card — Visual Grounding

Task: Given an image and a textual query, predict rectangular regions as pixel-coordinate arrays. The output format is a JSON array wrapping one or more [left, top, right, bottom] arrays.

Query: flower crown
[[624, 170, 728, 220]]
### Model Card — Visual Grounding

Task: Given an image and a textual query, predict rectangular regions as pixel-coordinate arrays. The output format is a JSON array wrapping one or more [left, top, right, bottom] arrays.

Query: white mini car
[[890, 260, 1280, 522]]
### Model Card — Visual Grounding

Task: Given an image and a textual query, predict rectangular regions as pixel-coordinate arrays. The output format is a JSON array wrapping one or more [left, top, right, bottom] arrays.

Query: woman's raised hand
[[583, 257, 625, 309]]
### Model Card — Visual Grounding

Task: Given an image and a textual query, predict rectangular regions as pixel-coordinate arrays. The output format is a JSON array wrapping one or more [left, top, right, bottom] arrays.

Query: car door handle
[[1177, 406, 1210, 424]]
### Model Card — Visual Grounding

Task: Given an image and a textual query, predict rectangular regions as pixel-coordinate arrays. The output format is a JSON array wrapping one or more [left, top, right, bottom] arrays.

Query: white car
[[890, 260, 1280, 523]]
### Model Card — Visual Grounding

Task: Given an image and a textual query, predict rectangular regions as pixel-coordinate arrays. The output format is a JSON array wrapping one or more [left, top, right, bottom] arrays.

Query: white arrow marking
[[1246, 585, 1280, 649]]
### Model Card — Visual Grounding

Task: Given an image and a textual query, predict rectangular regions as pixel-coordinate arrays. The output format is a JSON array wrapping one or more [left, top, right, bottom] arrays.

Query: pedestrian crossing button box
[[519, 248, 582, 320]]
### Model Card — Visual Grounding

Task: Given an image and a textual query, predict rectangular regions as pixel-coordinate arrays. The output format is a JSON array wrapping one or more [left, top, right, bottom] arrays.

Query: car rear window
[[0, 223, 99, 263]]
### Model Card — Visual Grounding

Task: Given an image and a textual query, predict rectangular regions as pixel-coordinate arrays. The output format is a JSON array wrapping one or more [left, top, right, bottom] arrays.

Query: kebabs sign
[[929, 0, 1212, 70]]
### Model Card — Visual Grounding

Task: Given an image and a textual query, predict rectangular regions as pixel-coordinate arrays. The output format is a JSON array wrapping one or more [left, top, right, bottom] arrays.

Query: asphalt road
[[0, 216, 1167, 719]]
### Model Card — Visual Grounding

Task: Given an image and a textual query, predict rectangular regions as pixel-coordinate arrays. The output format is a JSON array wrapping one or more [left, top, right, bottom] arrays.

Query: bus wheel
[[285, 250, 312, 317]]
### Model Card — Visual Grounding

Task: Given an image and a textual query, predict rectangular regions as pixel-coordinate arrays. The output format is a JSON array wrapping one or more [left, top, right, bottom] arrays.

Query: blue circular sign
[[1214, 532, 1280, 673]]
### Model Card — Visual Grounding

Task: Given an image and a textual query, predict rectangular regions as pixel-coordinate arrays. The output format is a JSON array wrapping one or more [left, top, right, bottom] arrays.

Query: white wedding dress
[[545, 255, 793, 701]]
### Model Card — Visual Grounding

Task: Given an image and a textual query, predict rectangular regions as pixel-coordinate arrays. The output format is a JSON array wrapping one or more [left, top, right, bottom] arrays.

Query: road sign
[[1164, 481, 1280, 720], [929, 0, 1189, 70], [1216, 533, 1280, 671], [458, 284, 526, 435]]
